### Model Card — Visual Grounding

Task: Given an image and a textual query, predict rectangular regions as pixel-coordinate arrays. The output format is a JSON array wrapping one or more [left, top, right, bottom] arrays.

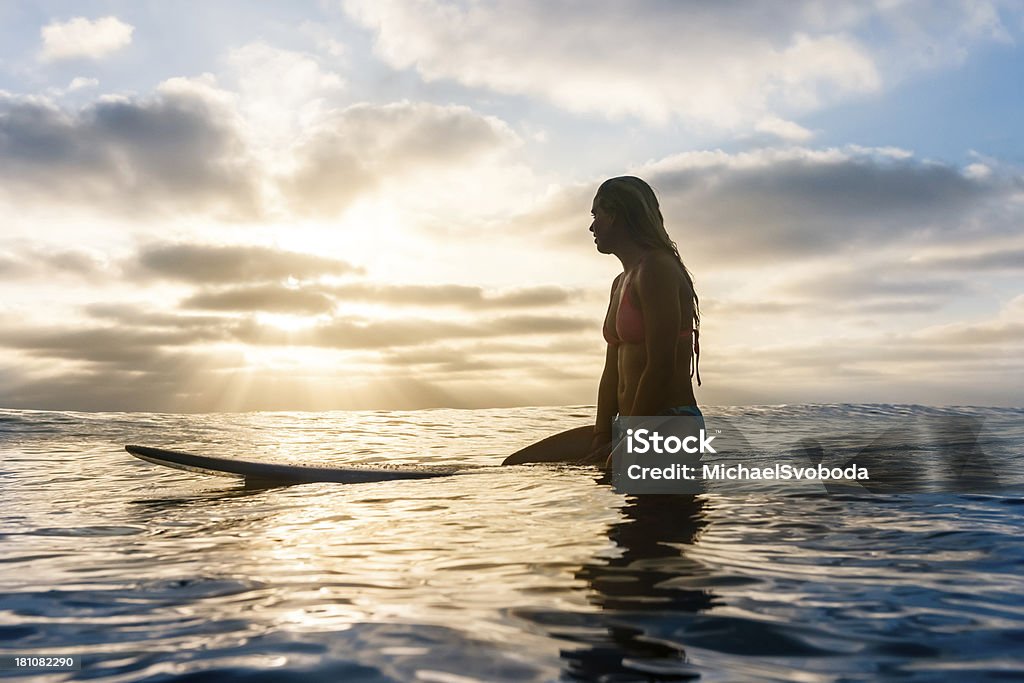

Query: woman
[[503, 176, 701, 467]]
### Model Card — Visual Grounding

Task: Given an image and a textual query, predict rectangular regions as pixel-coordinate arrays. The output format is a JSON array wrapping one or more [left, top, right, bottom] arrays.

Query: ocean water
[[1, 404, 1023, 682]]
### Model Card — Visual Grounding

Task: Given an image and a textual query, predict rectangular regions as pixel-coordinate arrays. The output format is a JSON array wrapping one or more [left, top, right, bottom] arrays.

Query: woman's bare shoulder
[[637, 251, 691, 298], [637, 251, 680, 281]]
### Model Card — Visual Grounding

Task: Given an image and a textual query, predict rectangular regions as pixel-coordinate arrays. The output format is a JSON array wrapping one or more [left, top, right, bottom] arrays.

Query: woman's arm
[[627, 255, 681, 416], [577, 342, 619, 465], [593, 342, 619, 442], [593, 275, 622, 442]]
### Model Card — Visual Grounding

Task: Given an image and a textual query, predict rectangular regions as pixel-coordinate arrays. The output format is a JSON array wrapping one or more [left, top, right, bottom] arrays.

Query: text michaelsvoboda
[[627, 462, 870, 481]]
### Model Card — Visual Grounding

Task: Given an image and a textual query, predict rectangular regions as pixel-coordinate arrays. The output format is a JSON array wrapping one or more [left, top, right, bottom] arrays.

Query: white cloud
[[40, 16, 134, 62], [226, 41, 346, 153], [343, 0, 881, 127], [345, 0, 1015, 129], [282, 100, 521, 216], [965, 162, 993, 180], [0, 76, 528, 223], [68, 77, 99, 92], [755, 116, 815, 142]]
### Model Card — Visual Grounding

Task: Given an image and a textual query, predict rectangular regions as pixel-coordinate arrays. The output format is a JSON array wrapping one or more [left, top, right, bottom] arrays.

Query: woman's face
[[590, 198, 618, 254]]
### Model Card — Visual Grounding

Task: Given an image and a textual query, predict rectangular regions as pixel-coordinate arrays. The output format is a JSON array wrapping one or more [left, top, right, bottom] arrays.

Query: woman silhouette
[[505, 176, 701, 467]]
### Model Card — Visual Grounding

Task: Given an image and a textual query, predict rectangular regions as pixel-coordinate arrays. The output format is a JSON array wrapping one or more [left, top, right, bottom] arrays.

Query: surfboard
[[125, 445, 466, 484]]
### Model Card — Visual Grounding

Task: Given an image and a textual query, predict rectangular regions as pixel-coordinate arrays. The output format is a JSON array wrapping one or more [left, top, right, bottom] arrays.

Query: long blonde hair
[[596, 176, 702, 384]]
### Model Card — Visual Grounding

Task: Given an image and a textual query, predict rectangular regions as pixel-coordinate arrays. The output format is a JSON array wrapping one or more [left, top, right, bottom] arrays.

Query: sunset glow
[[1, 2, 1022, 411]]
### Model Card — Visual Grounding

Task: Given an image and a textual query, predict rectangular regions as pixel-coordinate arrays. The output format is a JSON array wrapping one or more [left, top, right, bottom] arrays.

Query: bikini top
[[602, 266, 702, 385]]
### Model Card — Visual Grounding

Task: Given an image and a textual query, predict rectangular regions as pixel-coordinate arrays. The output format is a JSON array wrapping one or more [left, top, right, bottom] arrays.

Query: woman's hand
[[577, 433, 613, 468]]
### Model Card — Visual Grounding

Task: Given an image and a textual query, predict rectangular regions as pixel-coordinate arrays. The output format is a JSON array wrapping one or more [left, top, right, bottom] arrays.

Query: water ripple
[[0, 405, 1022, 681]]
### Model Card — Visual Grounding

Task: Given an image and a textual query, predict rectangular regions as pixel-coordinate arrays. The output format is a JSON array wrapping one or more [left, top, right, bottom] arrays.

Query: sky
[[0, 0, 1022, 412]]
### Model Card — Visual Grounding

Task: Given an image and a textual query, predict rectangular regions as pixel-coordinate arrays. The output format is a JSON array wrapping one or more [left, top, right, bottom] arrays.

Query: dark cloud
[[702, 299, 801, 316], [383, 336, 602, 372], [779, 271, 964, 299], [650, 153, 1003, 262], [533, 150, 1018, 268], [84, 304, 232, 330], [0, 87, 260, 217], [912, 247, 1024, 272], [0, 306, 593, 375], [845, 298, 947, 315], [327, 283, 490, 306], [385, 347, 469, 366], [428, 358, 500, 374], [0, 326, 226, 365], [0, 253, 27, 278], [2, 365, 201, 413], [704, 295, 946, 318], [174, 280, 577, 314], [329, 283, 576, 308], [921, 321, 1024, 346], [490, 315, 592, 335], [133, 243, 363, 284], [183, 285, 336, 314], [0, 308, 593, 411], [695, 323, 1024, 408], [382, 344, 592, 379], [771, 268, 964, 314], [486, 286, 574, 307], [0, 360, 539, 412], [0, 244, 109, 280], [0, 91, 523, 219]]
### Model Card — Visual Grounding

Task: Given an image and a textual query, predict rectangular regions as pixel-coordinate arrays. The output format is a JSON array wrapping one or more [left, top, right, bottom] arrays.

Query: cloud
[[0, 354, 560, 411], [132, 243, 363, 284], [2, 314, 589, 412], [329, 283, 575, 308], [698, 310, 1024, 407], [346, 0, 885, 127], [0, 243, 110, 280], [526, 147, 1019, 267], [226, 41, 345, 149], [1, 305, 591, 362], [345, 0, 1017, 131], [68, 77, 99, 92], [237, 314, 592, 349], [282, 101, 519, 216], [777, 268, 967, 301], [648, 147, 1006, 260], [755, 117, 814, 142], [0, 68, 522, 220], [0, 301, 596, 411], [910, 246, 1024, 272], [0, 326, 208, 364], [40, 16, 134, 62], [912, 295, 1024, 346], [0, 78, 260, 218], [179, 281, 577, 314], [85, 304, 233, 331], [182, 286, 337, 315]]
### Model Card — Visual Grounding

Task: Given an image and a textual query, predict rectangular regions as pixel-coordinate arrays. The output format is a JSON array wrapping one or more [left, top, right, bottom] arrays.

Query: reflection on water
[[561, 485, 713, 680], [1, 405, 1023, 681]]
